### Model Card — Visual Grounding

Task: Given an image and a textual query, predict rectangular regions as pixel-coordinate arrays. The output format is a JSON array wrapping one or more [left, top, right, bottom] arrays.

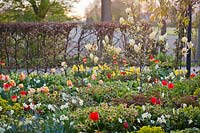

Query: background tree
[[101, 0, 112, 21], [0, 0, 79, 22]]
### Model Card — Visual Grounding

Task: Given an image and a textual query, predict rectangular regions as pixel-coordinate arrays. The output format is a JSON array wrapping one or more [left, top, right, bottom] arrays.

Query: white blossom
[[181, 37, 188, 43], [125, 8, 132, 14], [118, 118, 123, 123]]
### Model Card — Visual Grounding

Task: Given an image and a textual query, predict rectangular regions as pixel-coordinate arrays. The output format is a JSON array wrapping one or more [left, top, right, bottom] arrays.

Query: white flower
[[150, 120, 155, 124], [172, 108, 175, 115], [119, 17, 125, 25], [60, 115, 69, 121], [142, 105, 146, 111], [114, 47, 121, 55], [0, 106, 2, 111], [48, 104, 55, 112], [23, 103, 28, 108], [51, 68, 56, 73], [61, 68, 64, 72], [90, 53, 94, 60], [29, 103, 35, 110], [72, 99, 76, 104], [137, 118, 141, 123], [159, 35, 165, 42], [187, 41, 193, 49], [128, 16, 134, 22], [118, 118, 123, 123], [134, 44, 141, 53], [28, 98, 33, 103], [155, 64, 159, 69], [181, 37, 188, 43], [60, 103, 69, 110], [79, 99, 84, 106], [125, 7, 132, 14], [165, 42, 169, 50], [94, 56, 99, 64], [161, 93, 165, 98], [105, 35, 109, 43], [85, 43, 92, 51], [129, 39, 135, 46], [165, 115, 171, 119], [149, 31, 157, 40], [70, 121, 74, 126], [0, 127, 5, 132], [10, 110, 14, 115], [61, 61, 66, 67], [182, 103, 187, 108], [157, 115, 166, 124], [182, 47, 188, 57], [188, 119, 193, 124], [142, 112, 151, 119]]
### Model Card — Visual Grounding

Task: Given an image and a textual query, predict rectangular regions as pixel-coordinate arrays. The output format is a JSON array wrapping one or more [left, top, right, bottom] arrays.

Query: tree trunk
[[101, 0, 112, 21]]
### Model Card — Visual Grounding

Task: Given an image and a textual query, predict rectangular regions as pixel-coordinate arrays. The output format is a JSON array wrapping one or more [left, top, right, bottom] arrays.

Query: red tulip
[[107, 73, 112, 79], [11, 95, 17, 102], [154, 60, 159, 64], [3, 83, 11, 92], [122, 59, 127, 65], [82, 57, 87, 64], [162, 80, 168, 86], [24, 105, 30, 111], [156, 99, 161, 105], [190, 73, 195, 78], [0, 61, 5, 66], [168, 83, 174, 89], [20, 91, 27, 97], [123, 122, 129, 129], [149, 55, 154, 61], [151, 97, 157, 104], [89, 112, 99, 121], [120, 72, 126, 76]]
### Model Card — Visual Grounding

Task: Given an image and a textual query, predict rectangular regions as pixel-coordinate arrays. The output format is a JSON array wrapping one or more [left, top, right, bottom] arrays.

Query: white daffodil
[[94, 56, 99, 64], [187, 41, 193, 49], [128, 16, 134, 22], [85, 43, 93, 51], [149, 31, 157, 40], [125, 7, 132, 14], [181, 37, 188, 43], [90, 53, 94, 60], [105, 35, 109, 43], [115, 47, 121, 55], [134, 44, 141, 53], [129, 39, 135, 46], [182, 47, 188, 57], [119, 17, 126, 25]]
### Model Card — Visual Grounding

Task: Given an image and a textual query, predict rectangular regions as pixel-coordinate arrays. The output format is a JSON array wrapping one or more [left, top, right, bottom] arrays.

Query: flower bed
[[0, 56, 200, 132]]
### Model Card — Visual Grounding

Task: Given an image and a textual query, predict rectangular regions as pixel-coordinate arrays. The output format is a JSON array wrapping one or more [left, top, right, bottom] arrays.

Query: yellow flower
[[129, 67, 135, 73], [79, 64, 85, 72], [92, 66, 99, 71], [136, 67, 140, 74], [72, 65, 78, 72], [112, 72, 116, 77], [174, 70, 179, 76]]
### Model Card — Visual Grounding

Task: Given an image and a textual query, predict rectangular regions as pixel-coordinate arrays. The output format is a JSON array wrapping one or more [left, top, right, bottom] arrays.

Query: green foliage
[[137, 126, 165, 133]]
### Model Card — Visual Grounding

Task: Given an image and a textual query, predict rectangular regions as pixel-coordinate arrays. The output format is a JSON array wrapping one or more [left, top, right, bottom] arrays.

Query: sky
[[70, 0, 95, 18]]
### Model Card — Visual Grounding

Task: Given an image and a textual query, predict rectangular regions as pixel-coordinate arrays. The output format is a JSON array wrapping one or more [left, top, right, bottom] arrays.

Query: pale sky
[[70, 0, 95, 18]]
